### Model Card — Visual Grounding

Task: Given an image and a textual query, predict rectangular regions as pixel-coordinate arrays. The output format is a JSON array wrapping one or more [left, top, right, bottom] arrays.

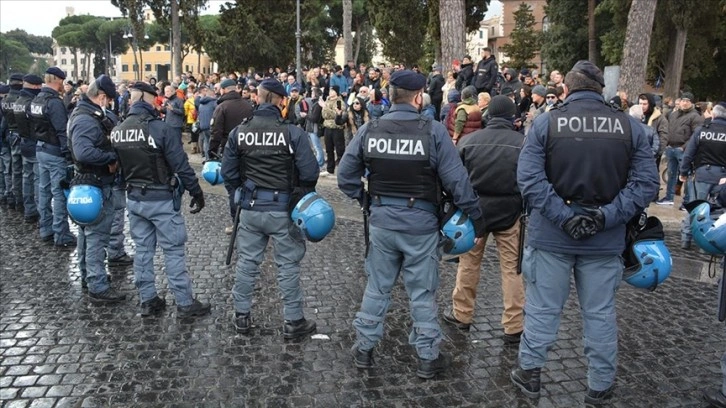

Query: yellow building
[[115, 8, 214, 83]]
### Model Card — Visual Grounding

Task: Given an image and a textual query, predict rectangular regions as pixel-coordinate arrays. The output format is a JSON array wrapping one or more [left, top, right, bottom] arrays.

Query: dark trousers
[[324, 127, 345, 174]]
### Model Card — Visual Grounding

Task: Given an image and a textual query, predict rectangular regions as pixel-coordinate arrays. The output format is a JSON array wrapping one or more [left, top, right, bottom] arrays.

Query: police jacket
[[221, 103, 319, 212], [337, 104, 483, 235], [112, 101, 202, 202], [1, 86, 21, 132], [161, 94, 185, 128], [209, 91, 253, 156], [680, 117, 726, 185], [667, 106, 703, 147], [14, 88, 40, 157], [458, 117, 524, 232], [517, 91, 659, 255], [474, 56, 498, 92], [30, 86, 69, 158], [68, 97, 117, 185]]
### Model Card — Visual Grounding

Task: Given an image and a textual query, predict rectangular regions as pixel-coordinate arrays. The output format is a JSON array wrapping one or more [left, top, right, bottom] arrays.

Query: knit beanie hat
[[488, 95, 517, 118]]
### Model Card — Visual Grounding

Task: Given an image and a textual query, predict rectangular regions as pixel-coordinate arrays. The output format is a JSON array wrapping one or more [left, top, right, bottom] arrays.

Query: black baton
[[225, 204, 242, 266], [719, 261, 726, 322]]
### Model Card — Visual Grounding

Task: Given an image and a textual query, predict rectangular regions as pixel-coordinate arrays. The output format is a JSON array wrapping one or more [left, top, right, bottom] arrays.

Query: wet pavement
[[2, 169, 726, 407]]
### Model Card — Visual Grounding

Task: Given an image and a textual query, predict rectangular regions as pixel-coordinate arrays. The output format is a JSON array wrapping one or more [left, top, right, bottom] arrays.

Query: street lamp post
[[295, 0, 302, 85]]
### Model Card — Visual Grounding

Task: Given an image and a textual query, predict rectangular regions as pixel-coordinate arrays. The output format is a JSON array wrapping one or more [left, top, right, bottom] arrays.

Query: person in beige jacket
[[321, 85, 346, 176]]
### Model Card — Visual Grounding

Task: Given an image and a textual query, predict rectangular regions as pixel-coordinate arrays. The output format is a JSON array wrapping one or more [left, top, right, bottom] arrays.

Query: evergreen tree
[[368, 0, 428, 66], [540, 0, 589, 74], [500, 2, 541, 70]]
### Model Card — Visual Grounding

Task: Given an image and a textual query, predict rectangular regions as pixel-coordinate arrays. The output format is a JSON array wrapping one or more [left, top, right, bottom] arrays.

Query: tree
[[0, 35, 34, 82], [327, 0, 375, 64], [540, 0, 589, 73], [617, 0, 657, 105], [368, 0, 427, 65], [343, 0, 353, 63], [53, 15, 100, 81], [4, 30, 53, 55], [500, 2, 541, 70], [439, 0, 466, 71], [595, 0, 629, 66]]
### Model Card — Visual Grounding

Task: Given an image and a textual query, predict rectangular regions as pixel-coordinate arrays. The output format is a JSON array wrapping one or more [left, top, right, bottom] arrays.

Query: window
[[80, 58, 85, 65], [133, 64, 138, 72], [61, 58, 67, 65], [479, 30, 483, 39], [81, 71, 86, 78], [122, 64, 129, 72], [145, 64, 151, 72], [185, 65, 190, 72], [164, 45, 170, 51], [61, 47, 67, 54], [156, 46, 161, 51]]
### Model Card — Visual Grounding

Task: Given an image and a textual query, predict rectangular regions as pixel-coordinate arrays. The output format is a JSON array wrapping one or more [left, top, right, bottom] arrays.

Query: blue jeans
[[21, 154, 39, 217], [232, 210, 307, 321], [9, 132, 23, 205], [518, 247, 623, 392], [77, 185, 114, 293], [665, 146, 684, 201], [681, 180, 717, 244], [201, 129, 211, 161], [127, 198, 194, 306], [37, 151, 75, 244], [107, 188, 128, 259], [354, 225, 442, 360]]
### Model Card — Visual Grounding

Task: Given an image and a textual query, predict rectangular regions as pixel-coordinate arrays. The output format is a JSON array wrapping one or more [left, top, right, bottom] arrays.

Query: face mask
[[546, 99, 555, 106]]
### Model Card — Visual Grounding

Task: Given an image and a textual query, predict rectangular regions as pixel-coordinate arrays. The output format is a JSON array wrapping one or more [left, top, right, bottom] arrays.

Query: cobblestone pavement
[[2, 179, 726, 408]]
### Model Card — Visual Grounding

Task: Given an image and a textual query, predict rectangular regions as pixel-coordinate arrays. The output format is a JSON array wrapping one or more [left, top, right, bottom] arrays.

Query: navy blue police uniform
[[12, 74, 42, 221], [1, 73, 24, 208], [337, 70, 485, 378], [221, 79, 320, 338], [111, 81, 210, 318]]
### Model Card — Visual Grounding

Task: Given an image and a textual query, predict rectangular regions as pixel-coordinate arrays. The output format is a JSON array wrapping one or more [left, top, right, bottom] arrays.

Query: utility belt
[[234, 179, 291, 210], [565, 200, 602, 213], [126, 176, 183, 210], [370, 194, 438, 214]]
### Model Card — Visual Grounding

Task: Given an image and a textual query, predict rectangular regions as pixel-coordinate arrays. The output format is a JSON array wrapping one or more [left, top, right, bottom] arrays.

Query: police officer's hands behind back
[[190, 192, 205, 214], [562, 209, 605, 241]]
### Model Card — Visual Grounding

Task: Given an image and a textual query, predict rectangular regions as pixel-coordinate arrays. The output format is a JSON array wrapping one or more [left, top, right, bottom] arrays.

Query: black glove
[[563, 215, 593, 240], [190, 192, 205, 214], [582, 207, 605, 234], [288, 186, 316, 213], [472, 216, 487, 238]]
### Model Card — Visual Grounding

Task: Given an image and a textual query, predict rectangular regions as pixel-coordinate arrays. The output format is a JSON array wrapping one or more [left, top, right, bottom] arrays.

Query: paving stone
[[1, 186, 726, 407]]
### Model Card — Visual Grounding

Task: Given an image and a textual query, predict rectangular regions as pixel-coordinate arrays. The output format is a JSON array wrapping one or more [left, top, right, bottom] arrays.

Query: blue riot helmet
[[67, 185, 104, 225], [202, 161, 224, 186], [291, 192, 335, 242], [690, 202, 726, 255], [622, 215, 672, 290], [441, 208, 476, 255]]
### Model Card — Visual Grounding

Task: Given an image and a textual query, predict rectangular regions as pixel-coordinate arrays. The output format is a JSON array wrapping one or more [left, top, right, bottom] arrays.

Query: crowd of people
[[1, 51, 725, 407]]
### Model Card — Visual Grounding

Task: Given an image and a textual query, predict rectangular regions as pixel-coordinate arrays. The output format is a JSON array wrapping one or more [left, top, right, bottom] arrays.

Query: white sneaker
[[319, 170, 330, 177], [225, 226, 234, 235]]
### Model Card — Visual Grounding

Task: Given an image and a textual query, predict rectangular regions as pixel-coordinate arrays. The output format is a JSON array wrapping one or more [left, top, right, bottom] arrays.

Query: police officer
[[510, 61, 658, 404], [68, 75, 125, 302], [679, 101, 726, 249], [1, 73, 24, 210], [221, 78, 319, 338], [0, 84, 9, 204], [443, 95, 526, 345], [13, 74, 43, 223], [111, 81, 210, 318], [337, 70, 486, 379], [30, 67, 77, 247]]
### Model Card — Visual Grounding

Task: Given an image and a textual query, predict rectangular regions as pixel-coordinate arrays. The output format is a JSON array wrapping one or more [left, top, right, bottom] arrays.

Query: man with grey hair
[[67, 74, 124, 301], [678, 101, 726, 250], [511, 60, 658, 404], [111, 81, 209, 318]]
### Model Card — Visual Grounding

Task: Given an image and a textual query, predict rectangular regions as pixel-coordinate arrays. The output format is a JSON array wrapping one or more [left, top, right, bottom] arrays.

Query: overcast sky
[[0, 0, 502, 38], [0, 0, 228, 37]]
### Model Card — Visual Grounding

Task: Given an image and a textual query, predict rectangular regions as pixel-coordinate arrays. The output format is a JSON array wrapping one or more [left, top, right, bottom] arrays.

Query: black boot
[[502, 330, 523, 345], [510, 366, 541, 398], [234, 312, 251, 334], [442, 308, 470, 331], [89, 288, 126, 304], [283, 318, 316, 339], [140, 296, 166, 317], [351, 344, 374, 369], [177, 299, 211, 318], [416, 352, 451, 379], [584, 384, 615, 405], [704, 389, 726, 408]]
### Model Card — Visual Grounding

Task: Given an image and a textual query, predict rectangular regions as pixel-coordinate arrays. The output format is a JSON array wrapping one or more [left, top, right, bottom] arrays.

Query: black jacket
[[457, 117, 525, 231], [427, 74, 445, 105], [209, 91, 253, 157], [455, 63, 474, 91], [473, 56, 498, 92]]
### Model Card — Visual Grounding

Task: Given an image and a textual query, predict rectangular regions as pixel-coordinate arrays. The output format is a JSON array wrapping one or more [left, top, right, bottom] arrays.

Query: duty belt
[[126, 183, 173, 194], [252, 189, 291, 202], [371, 195, 437, 213]]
